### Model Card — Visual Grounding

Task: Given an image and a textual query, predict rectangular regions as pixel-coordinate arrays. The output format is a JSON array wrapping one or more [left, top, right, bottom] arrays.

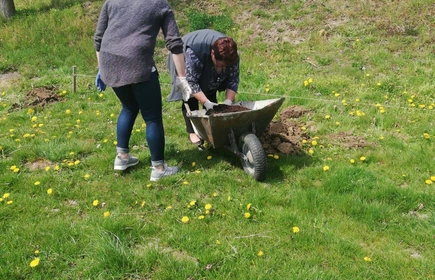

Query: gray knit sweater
[[94, 0, 183, 87]]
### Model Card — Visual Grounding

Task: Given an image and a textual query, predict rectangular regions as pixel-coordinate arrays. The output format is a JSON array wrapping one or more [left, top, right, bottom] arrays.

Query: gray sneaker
[[114, 155, 139, 171], [150, 163, 178, 181]]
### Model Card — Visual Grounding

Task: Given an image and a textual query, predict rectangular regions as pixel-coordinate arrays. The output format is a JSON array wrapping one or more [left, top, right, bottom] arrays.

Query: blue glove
[[95, 69, 106, 92]]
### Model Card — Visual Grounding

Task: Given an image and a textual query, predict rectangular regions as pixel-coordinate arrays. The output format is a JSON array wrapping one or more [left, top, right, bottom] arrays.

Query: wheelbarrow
[[186, 97, 285, 181]]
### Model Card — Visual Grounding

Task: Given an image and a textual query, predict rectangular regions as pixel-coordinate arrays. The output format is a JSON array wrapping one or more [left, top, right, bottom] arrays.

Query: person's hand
[[222, 99, 233, 105], [175, 77, 192, 101], [204, 100, 218, 110], [95, 69, 106, 92]]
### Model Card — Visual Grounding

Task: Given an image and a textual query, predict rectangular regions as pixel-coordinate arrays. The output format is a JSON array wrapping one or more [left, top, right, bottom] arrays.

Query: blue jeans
[[112, 71, 165, 162]]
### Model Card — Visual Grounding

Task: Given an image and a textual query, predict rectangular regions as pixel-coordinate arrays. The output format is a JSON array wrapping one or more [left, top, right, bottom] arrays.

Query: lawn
[[0, 0, 434, 279]]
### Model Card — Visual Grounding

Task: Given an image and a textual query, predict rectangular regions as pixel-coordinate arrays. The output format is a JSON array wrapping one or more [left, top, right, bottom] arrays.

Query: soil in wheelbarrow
[[206, 104, 250, 115]]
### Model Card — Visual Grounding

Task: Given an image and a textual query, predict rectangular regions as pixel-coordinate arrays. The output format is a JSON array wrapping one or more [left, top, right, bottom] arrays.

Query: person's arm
[[172, 52, 186, 77], [223, 58, 240, 104], [185, 48, 216, 108]]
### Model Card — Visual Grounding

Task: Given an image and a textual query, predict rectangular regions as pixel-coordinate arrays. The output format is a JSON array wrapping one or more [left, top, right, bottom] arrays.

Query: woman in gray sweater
[[94, 0, 190, 181]]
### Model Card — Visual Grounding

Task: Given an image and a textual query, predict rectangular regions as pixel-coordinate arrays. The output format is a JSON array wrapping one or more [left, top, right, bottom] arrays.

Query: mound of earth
[[9, 86, 63, 112], [259, 106, 310, 155]]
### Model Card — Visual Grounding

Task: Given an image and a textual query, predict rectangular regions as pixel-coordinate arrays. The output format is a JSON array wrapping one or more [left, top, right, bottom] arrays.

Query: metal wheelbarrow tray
[[187, 97, 285, 181]]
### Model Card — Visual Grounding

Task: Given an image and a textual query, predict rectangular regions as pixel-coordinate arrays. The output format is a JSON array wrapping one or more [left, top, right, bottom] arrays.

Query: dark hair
[[211, 37, 238, 66]]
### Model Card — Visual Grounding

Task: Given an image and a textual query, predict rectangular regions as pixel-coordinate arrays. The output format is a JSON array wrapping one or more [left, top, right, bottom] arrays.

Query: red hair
[[211, 37, 238, 66]]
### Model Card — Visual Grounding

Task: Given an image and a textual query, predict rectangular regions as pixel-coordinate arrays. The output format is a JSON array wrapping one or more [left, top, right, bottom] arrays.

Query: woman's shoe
[[188, 134, 202, 145]]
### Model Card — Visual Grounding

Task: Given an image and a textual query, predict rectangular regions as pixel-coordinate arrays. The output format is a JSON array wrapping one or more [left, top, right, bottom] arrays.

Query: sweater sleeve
[[160, 6, 183, 54], [94, 3, 108, 52]]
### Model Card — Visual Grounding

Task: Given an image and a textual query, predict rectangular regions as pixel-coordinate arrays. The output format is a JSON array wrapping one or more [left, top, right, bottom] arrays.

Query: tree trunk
[[0, 0, 16, 19]]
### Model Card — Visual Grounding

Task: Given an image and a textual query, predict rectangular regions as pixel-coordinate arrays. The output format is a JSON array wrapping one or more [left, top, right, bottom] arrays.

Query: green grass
[[1, 0, 435, 279]]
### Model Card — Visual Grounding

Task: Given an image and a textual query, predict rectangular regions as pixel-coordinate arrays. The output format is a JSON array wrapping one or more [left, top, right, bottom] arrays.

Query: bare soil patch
[[9, 86, 63, 112]]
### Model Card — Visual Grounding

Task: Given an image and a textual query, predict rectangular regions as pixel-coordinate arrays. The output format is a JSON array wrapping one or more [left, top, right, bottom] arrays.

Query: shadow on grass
[[167, 143, 314, 183]]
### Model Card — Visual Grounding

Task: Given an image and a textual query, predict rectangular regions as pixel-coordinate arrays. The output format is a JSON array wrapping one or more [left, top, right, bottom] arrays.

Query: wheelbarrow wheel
[[239, 133, 267, 181]]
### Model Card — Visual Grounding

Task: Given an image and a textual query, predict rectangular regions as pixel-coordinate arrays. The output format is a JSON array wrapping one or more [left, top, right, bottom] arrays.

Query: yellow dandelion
[[13, 168, 20, 173], [247, 203, 252, 210], [257, 250, 264, 257], [311, 140, 318, 146], [301, 126, 306, 131], [30, 258, 40, 268], [350, 159, 355, 164], [213, 192, 218, 197], [308, 149, 314, 155], [34, 249, 40, 254], [65, 109, 71, 115], [146, 183, 152, 188], [207, 155, 212, 160], [7, 200, 13, 205], [45, 166, 50, 172], [84, 174, 90, 179], [323, 165, 330, 171], [189, 200, 196, 206], [198, 215, 205, 220], [430, 176, 435, 181], [216, 239, 221, 245], [181, 216, 190, 223], [379, 136, 384, 140], [360, 156, 366, 161], [141, 201, 145, 207], [183, 181, 189, 185], [191, 161, 196, 167], [93, 200, 99, 207], [423, 133, 430, 139], [47, 188, 53, 195], [34, 181, 41, 186], [273, 154, 279, 159], [244, 212, 251, 219], [227, 196, 232, 201], [292, 226, 300, 233], [425, 179, 433, 185], [195, 170, 201, 174], [364, 256, 372, 262], [325, 115, 330, 119], [103, 211, 111, 218], [3, 193, 10, 198], [205, 204, 212, 210]]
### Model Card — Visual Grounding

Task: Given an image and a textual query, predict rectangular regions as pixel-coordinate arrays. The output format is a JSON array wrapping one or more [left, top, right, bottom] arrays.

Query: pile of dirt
[[259, 106, 310, 155], [206, 104, 250, 115], [9, 86, 63, 112]]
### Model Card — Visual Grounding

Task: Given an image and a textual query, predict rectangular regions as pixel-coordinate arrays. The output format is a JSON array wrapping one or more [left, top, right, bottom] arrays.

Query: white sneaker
[[114, 155, 139, 171], [150, 163, 178, 181]]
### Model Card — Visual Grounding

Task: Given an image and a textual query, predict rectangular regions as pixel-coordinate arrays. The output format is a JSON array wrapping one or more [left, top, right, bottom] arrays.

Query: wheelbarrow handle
[[184, 102, 192, 116]]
